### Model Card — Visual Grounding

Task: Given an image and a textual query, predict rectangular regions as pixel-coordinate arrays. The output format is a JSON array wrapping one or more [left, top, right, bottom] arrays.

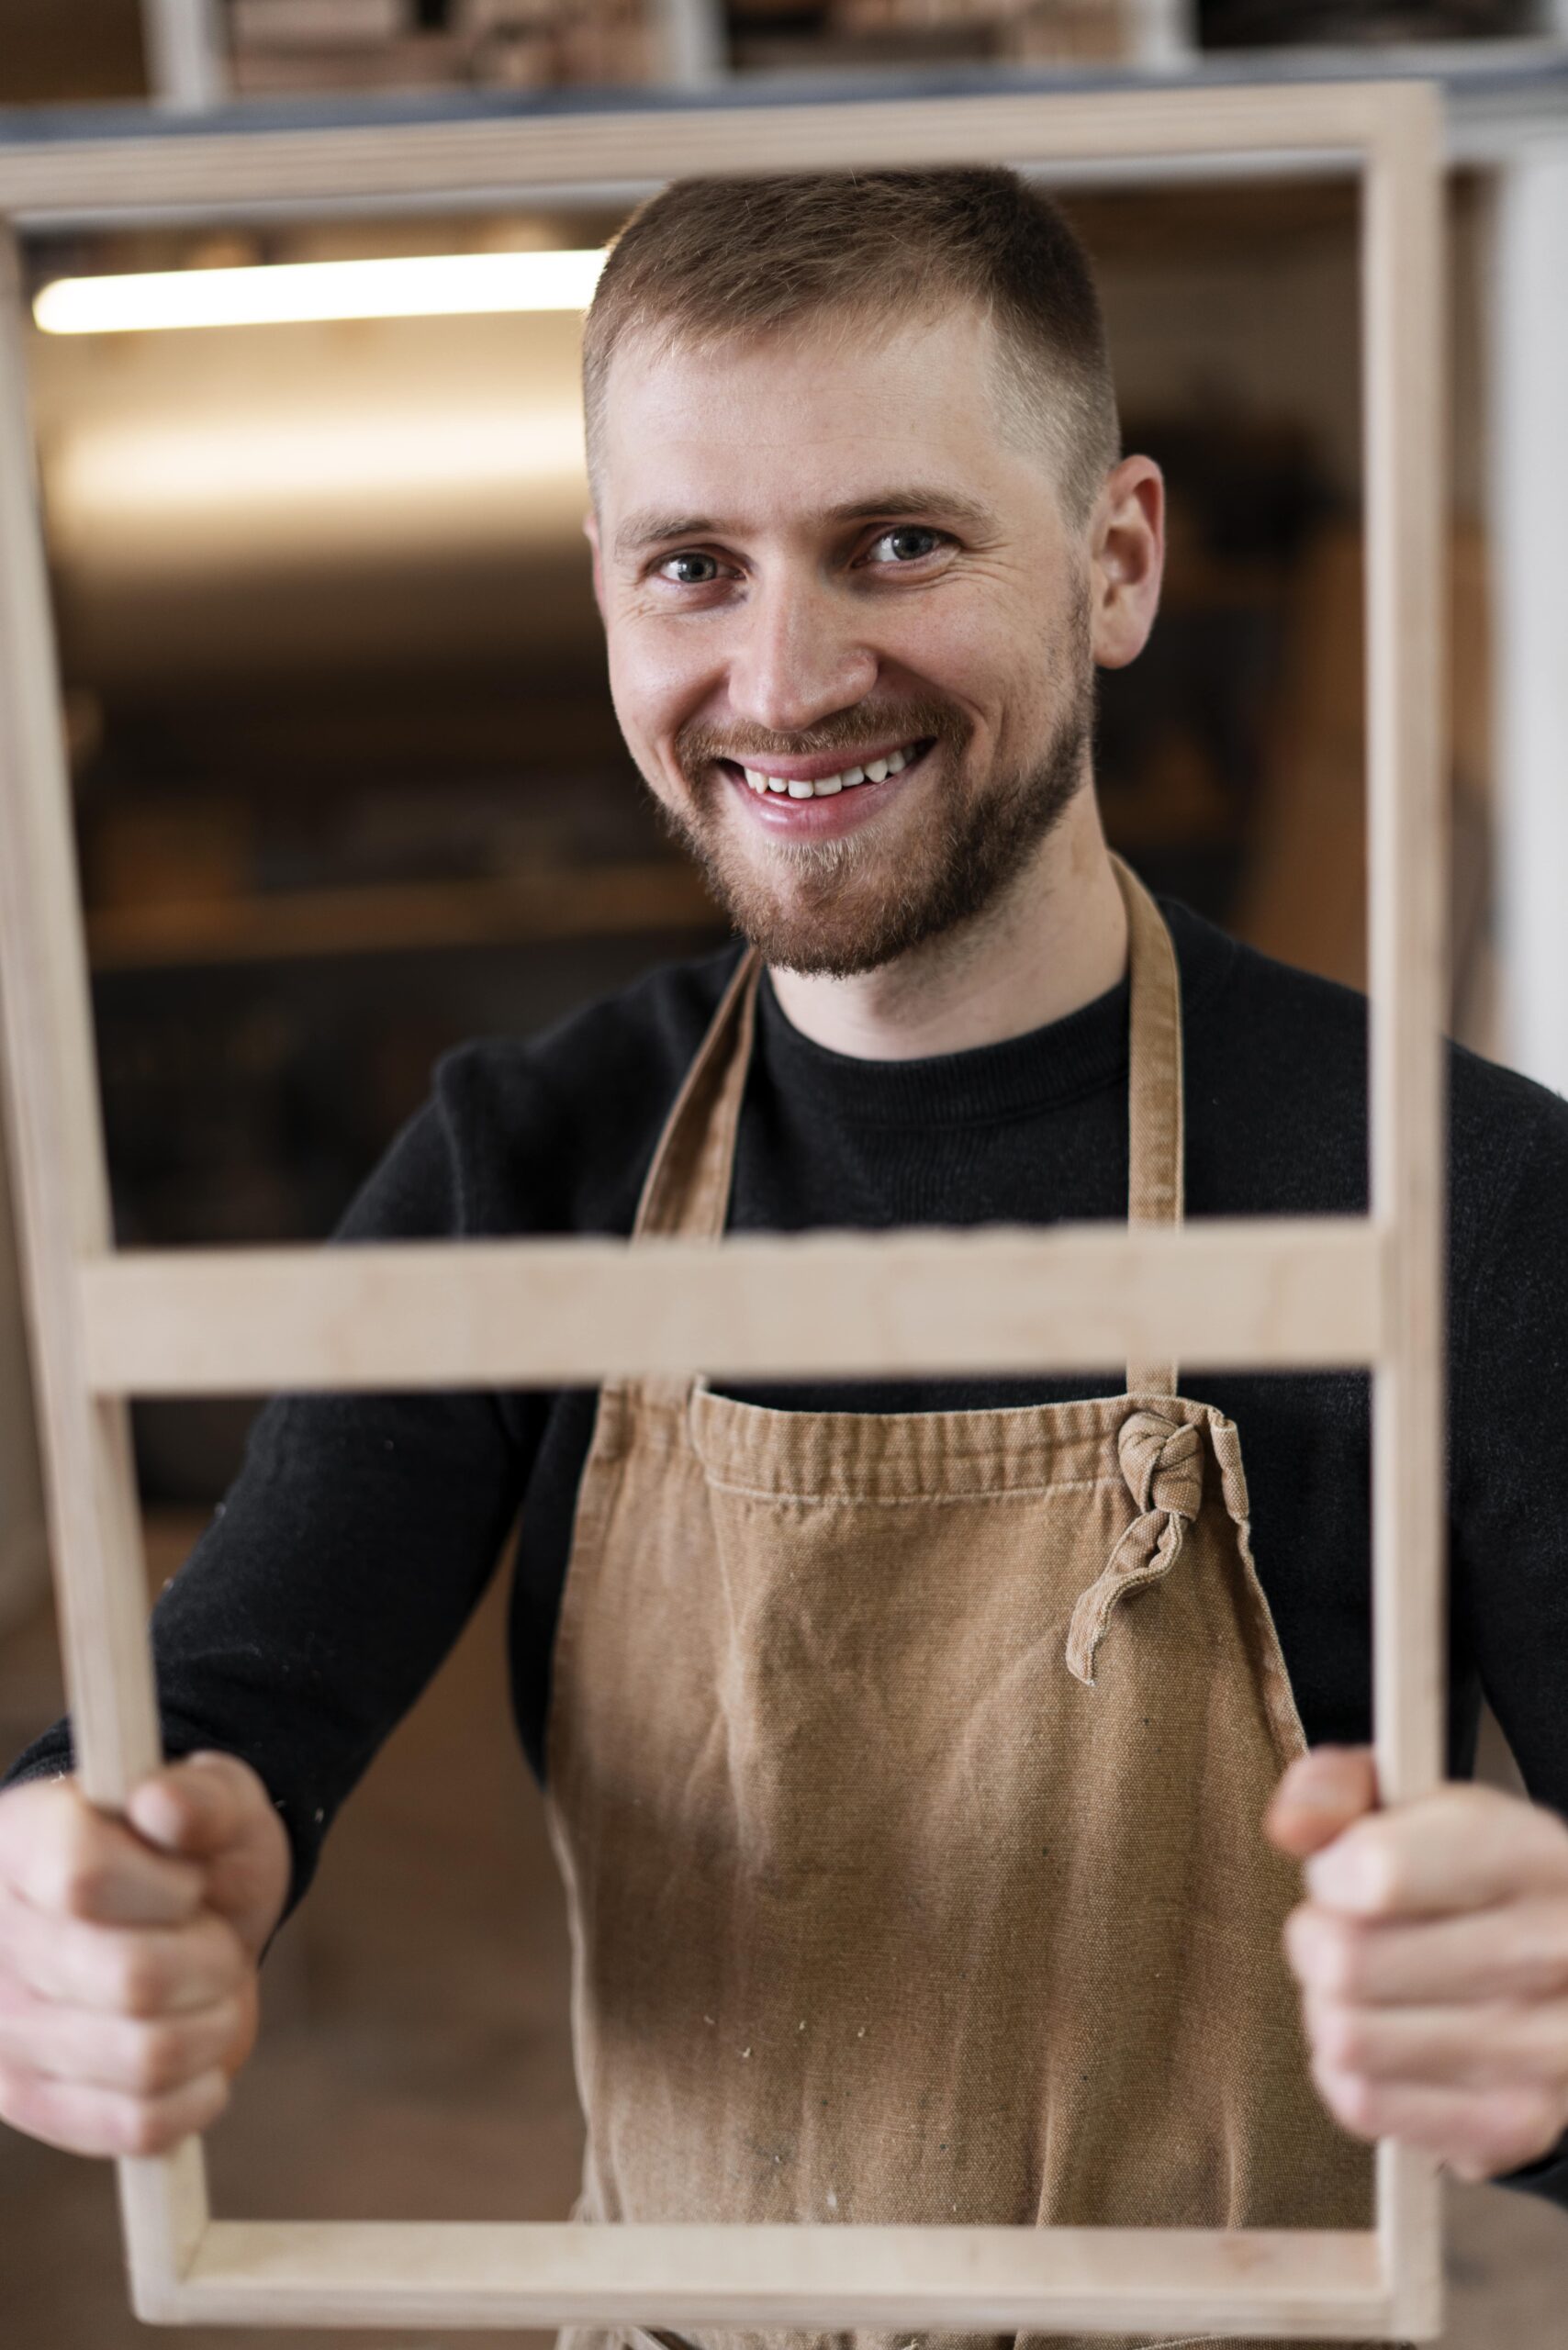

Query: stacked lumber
[[457, 0, 655, 88], [225, 0, 655, 92], [827, 0, 1129, 62], [228, 0, 464, 89], [231, 0, 410, 39], [1006, 0, 1128, 59]]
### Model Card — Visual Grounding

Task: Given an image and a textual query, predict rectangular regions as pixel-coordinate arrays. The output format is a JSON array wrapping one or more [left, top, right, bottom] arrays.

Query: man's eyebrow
[[824, 487, 1000, 530], [613, 512, 714, 557], [612, 487, 999, 560]]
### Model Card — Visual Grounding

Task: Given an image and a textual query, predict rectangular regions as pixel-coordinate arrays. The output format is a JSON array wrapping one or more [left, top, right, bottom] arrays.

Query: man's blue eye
[[661, 553, 718, 585], [872, 528, 941, 564]]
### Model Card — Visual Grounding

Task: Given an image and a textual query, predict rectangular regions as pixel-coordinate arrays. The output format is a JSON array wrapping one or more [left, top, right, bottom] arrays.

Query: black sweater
[[10, 899, 1568, 2207]]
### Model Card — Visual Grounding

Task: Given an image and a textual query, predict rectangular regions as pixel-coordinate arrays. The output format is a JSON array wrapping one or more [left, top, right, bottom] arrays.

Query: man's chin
[[744, 923, 902, 983], [701, 866, 902, 980], [658, 799, 896, 975]]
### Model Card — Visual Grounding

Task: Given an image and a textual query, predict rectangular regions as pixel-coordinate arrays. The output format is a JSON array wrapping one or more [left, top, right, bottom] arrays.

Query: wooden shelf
[[85, 859, 722, 971], [6, 47, 1568, 211]]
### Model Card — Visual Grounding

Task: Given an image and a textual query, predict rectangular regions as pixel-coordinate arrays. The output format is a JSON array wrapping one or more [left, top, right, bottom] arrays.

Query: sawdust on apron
[[546, 859, 1377, 2350]]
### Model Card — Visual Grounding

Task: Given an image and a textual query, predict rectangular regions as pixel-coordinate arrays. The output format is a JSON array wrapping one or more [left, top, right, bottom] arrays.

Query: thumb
[[1264, 1744, 1381, 1861], [125, 1750, 266, 1863], [127, 1751, 293, 1959]]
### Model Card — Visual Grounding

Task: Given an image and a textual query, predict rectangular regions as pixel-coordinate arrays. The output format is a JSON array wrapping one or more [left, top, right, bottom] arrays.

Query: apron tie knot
[[1065, 1413, 1205, 1688], [1118, 1410, 1204, 1518]]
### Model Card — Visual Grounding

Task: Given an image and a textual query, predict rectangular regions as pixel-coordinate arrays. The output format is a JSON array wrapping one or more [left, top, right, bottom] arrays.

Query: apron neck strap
[[1114, 853, 1185, 1398], [633, 944, 762, 1246], [631, 856, 1185, 1397]]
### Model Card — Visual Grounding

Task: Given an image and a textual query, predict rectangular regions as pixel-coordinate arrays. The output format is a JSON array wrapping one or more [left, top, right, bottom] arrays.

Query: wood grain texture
[[0, 237, 160, 1807], [1361, 82, 1449, 2345], [0, 230, 207, 2307], [0, 81, 1408, 219], [0, 1079, 48, 1635], [153, 2219, 1392, 2336], [78, 1221, 1388, 1394]]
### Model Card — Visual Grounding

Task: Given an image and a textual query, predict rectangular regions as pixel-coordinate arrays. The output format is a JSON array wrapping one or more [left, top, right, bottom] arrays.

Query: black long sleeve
[[6, 1076, 530, 1916], [8, 899, 1568, 2207]]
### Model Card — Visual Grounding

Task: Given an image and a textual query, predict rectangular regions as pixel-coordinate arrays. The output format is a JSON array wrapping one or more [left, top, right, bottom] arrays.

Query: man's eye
[[657, 552, 721, 585], [868, 526, 945, 565]]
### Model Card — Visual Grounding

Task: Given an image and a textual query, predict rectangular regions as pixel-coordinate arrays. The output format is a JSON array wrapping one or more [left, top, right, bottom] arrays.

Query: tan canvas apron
[[545, 858, 1376, 2350]]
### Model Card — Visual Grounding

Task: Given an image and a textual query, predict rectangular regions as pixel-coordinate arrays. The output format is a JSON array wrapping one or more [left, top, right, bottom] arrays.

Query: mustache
[[675, 698, 971, 773]]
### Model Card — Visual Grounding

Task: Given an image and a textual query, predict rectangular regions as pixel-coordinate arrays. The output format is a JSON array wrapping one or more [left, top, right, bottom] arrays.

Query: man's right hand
[[0, 1751, 292, 2158]]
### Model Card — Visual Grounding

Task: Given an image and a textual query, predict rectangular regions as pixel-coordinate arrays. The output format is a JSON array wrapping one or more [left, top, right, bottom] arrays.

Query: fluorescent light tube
[[33, 248, 608, 335], [54, 406, 588, 518]]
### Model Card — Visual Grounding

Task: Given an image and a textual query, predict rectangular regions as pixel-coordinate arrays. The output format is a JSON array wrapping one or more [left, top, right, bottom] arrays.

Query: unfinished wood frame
[[0, 79, 1447, 2339], [0, 1084, 48, 1636]]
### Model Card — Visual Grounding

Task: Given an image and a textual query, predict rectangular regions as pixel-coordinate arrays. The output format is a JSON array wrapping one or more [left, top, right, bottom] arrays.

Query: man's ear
[[1088, 455, 1165, 672], [583, 510, 606, 621]]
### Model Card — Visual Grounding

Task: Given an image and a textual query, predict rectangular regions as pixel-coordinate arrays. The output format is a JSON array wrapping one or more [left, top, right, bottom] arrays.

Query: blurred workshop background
[[3, 3, 1568, 2344]]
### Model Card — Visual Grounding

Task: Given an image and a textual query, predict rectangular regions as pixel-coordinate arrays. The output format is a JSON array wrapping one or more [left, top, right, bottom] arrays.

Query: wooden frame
[[0, 1082, 49, 1637], [0, 80, 1447, 2340]]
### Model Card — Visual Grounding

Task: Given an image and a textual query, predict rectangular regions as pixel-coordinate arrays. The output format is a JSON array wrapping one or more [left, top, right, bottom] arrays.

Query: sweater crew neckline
[[752, 896, 1231, 1129]]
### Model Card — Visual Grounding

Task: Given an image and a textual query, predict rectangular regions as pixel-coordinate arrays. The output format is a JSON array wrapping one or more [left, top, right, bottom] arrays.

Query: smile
[[718, 736, 935, 801]]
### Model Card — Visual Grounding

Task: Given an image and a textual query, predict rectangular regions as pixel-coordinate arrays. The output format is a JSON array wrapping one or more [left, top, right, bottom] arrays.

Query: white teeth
[[737, 744, 916, 799]]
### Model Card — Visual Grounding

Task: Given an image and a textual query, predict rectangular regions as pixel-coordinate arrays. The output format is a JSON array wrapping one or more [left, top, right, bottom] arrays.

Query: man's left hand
[[1265, 1747, 1568, 2181]]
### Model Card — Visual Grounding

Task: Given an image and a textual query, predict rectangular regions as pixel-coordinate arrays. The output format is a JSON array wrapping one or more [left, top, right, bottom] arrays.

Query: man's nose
[[725, 573, 879, 736]]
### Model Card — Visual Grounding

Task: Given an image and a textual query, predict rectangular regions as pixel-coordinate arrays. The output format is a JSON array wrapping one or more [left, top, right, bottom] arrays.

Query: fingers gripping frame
[[0, 80, 1446, 2339]]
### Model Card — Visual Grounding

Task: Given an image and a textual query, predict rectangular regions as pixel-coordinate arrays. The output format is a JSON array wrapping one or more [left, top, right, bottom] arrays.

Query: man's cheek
[[635, 760, 688, 822]]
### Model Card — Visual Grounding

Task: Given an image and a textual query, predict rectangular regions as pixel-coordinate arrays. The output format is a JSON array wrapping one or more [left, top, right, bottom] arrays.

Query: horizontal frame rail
[[151, 2220, 1391, 2337], [0, 84, 1407, 219], [79, 1219, 1387, 1394]]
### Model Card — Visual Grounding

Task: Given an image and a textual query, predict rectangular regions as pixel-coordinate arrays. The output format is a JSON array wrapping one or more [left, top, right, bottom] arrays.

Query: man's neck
[[766, 795, 1129, 1063]]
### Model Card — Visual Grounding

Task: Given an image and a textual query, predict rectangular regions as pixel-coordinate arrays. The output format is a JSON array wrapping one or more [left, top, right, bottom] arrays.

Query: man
[[3, 168, 1568, 2300]]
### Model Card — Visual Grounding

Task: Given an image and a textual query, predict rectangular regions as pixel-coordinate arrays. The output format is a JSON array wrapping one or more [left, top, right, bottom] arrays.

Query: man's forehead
[[597, 302, 1004, 454], [594, 308, 1030, 554], [605, 297, 991, 392]]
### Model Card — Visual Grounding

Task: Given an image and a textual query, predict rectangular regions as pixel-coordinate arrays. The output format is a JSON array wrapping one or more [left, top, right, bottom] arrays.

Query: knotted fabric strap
[[1066, 1412, 1204, 1687]]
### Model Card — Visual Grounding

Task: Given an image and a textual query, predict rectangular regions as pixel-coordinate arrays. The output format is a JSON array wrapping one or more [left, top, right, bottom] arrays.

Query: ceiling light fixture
[[33, 248, 608, 335]]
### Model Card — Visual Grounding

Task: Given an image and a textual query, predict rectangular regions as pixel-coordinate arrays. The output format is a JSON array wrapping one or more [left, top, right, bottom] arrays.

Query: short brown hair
[[582, 166, 1121, 527]]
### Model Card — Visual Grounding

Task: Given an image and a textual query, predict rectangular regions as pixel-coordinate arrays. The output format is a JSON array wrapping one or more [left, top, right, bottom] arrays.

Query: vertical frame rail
[[1363, 95, 1449, 2343], [0, 230, 209, 2306]]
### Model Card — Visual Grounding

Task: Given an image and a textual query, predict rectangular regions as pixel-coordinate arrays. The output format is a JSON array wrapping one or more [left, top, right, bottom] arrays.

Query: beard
[[654, 606, 1096, 980]]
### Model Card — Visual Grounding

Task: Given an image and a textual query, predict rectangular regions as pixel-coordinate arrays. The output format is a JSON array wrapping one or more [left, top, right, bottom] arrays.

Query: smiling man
[[583, 172, 1125, 1032], [5, 170, 1568, 2345]]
